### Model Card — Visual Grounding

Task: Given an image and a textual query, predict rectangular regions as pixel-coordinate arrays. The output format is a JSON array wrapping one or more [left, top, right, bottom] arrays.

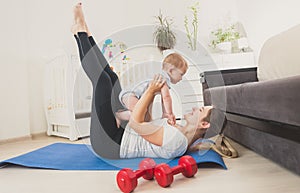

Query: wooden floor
[[0, 135, 299, 193]]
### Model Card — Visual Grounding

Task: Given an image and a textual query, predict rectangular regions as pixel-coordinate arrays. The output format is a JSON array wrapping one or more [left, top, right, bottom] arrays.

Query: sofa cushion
[[204, 75, 300, 127], [258, 24, 300, 81]]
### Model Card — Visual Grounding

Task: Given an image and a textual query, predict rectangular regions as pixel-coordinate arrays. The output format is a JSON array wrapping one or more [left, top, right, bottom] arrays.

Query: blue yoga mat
[[0, 143, 227, 170]]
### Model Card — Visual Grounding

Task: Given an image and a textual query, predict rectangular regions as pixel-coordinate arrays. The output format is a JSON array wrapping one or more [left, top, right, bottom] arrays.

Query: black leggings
[[74, 32, 126, 158]]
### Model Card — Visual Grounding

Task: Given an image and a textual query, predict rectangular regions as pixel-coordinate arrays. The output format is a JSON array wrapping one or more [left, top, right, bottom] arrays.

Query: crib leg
[[47, 124, 53, 136]]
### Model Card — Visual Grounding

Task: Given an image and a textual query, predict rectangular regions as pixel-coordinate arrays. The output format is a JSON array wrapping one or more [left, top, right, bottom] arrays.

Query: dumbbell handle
[[134, 169, 147, 178], [171, 165, 185, 175]]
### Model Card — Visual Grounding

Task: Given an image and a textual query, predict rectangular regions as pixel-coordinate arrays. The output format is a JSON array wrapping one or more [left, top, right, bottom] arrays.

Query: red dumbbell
[[116, 158, 156, 193], [154, 155, 197, 188]]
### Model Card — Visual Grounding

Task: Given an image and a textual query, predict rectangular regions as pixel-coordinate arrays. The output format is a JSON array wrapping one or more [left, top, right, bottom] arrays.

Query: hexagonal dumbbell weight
[[116, 158, 156, 193], [154, 155, 197, 187]]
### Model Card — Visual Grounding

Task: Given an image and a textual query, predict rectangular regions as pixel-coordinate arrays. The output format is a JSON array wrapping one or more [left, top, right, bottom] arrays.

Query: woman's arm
[[130, 89, 156, 123], [130, 75, 165, 122], [128, 75, 165, 145]]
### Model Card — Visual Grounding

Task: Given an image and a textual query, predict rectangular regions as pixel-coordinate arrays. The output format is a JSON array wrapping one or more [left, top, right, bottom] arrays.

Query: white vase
[[237, 37, 249, 51], [216, 42, 232, 53]]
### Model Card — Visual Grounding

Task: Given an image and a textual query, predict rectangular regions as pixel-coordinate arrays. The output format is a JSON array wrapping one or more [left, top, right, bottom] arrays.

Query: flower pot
[[216, 42, 232, 53]]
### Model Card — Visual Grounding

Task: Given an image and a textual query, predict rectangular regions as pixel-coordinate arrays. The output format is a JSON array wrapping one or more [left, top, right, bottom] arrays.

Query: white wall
[[4, 0, 299, 141], [0, 1, 31, 140], [0, 0, 240, 140], [26, 0, 76, 135], [24, 0, 238, 137], [236, 0, 300, 62]]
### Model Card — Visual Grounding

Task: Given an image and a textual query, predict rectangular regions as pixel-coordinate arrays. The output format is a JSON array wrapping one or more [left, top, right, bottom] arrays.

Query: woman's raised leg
[[72, 3, 124, 158]]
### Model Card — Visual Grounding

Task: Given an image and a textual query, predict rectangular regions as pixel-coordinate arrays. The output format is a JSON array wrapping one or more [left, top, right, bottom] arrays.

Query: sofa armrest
[[200, 67, 258, 90]]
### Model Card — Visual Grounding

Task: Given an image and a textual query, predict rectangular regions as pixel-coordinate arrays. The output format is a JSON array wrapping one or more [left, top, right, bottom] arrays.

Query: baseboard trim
[[0, 135, 32, 145], [31, 132, 47, 139], [0, 132, 47, 145]]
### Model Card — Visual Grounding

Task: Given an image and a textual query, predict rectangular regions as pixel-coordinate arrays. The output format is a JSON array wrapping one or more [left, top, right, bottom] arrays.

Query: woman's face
[[184, 106, 212, 128]]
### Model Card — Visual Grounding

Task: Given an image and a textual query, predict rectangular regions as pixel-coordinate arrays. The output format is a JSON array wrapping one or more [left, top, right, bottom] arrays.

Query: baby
[[119, 52, 188, 125]]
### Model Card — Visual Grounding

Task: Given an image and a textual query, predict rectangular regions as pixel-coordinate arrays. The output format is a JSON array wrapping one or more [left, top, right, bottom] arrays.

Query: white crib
[[44, 50, 92, 141]]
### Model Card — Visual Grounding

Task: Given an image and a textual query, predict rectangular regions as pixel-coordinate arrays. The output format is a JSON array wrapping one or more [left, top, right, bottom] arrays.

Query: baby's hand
[[164, 113, 176, 126]]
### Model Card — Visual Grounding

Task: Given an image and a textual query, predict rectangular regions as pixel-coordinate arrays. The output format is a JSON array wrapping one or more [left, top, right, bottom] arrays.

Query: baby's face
[[169, 66, 187, 84]]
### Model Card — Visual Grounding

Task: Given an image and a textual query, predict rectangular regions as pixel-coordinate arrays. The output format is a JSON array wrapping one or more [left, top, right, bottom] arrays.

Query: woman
[[72, 3, 212, 159], [122, 78, 212, 159]]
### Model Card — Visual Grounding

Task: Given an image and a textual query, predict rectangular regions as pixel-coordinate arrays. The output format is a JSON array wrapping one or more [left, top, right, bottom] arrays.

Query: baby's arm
[[161, 84, 176, 125]]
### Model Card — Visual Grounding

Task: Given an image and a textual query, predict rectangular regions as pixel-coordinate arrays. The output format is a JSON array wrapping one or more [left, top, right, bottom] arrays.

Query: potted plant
[[184, 2, 200, 51], [153, 10, 176, 53], [210, 24, 240, 53]]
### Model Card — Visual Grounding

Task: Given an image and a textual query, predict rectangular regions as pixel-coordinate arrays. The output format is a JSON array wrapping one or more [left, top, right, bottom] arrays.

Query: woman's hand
[[148, 74, 165, 94]]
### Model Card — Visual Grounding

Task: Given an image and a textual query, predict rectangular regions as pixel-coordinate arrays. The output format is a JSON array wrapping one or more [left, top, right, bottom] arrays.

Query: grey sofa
[[200, 24, 300, 175], [200, 67, 300, 175]]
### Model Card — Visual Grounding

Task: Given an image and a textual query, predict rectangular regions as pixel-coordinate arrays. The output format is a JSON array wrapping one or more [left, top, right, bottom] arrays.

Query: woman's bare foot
[[71, 3, 87, 35], [85, 23, 92, 37]]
